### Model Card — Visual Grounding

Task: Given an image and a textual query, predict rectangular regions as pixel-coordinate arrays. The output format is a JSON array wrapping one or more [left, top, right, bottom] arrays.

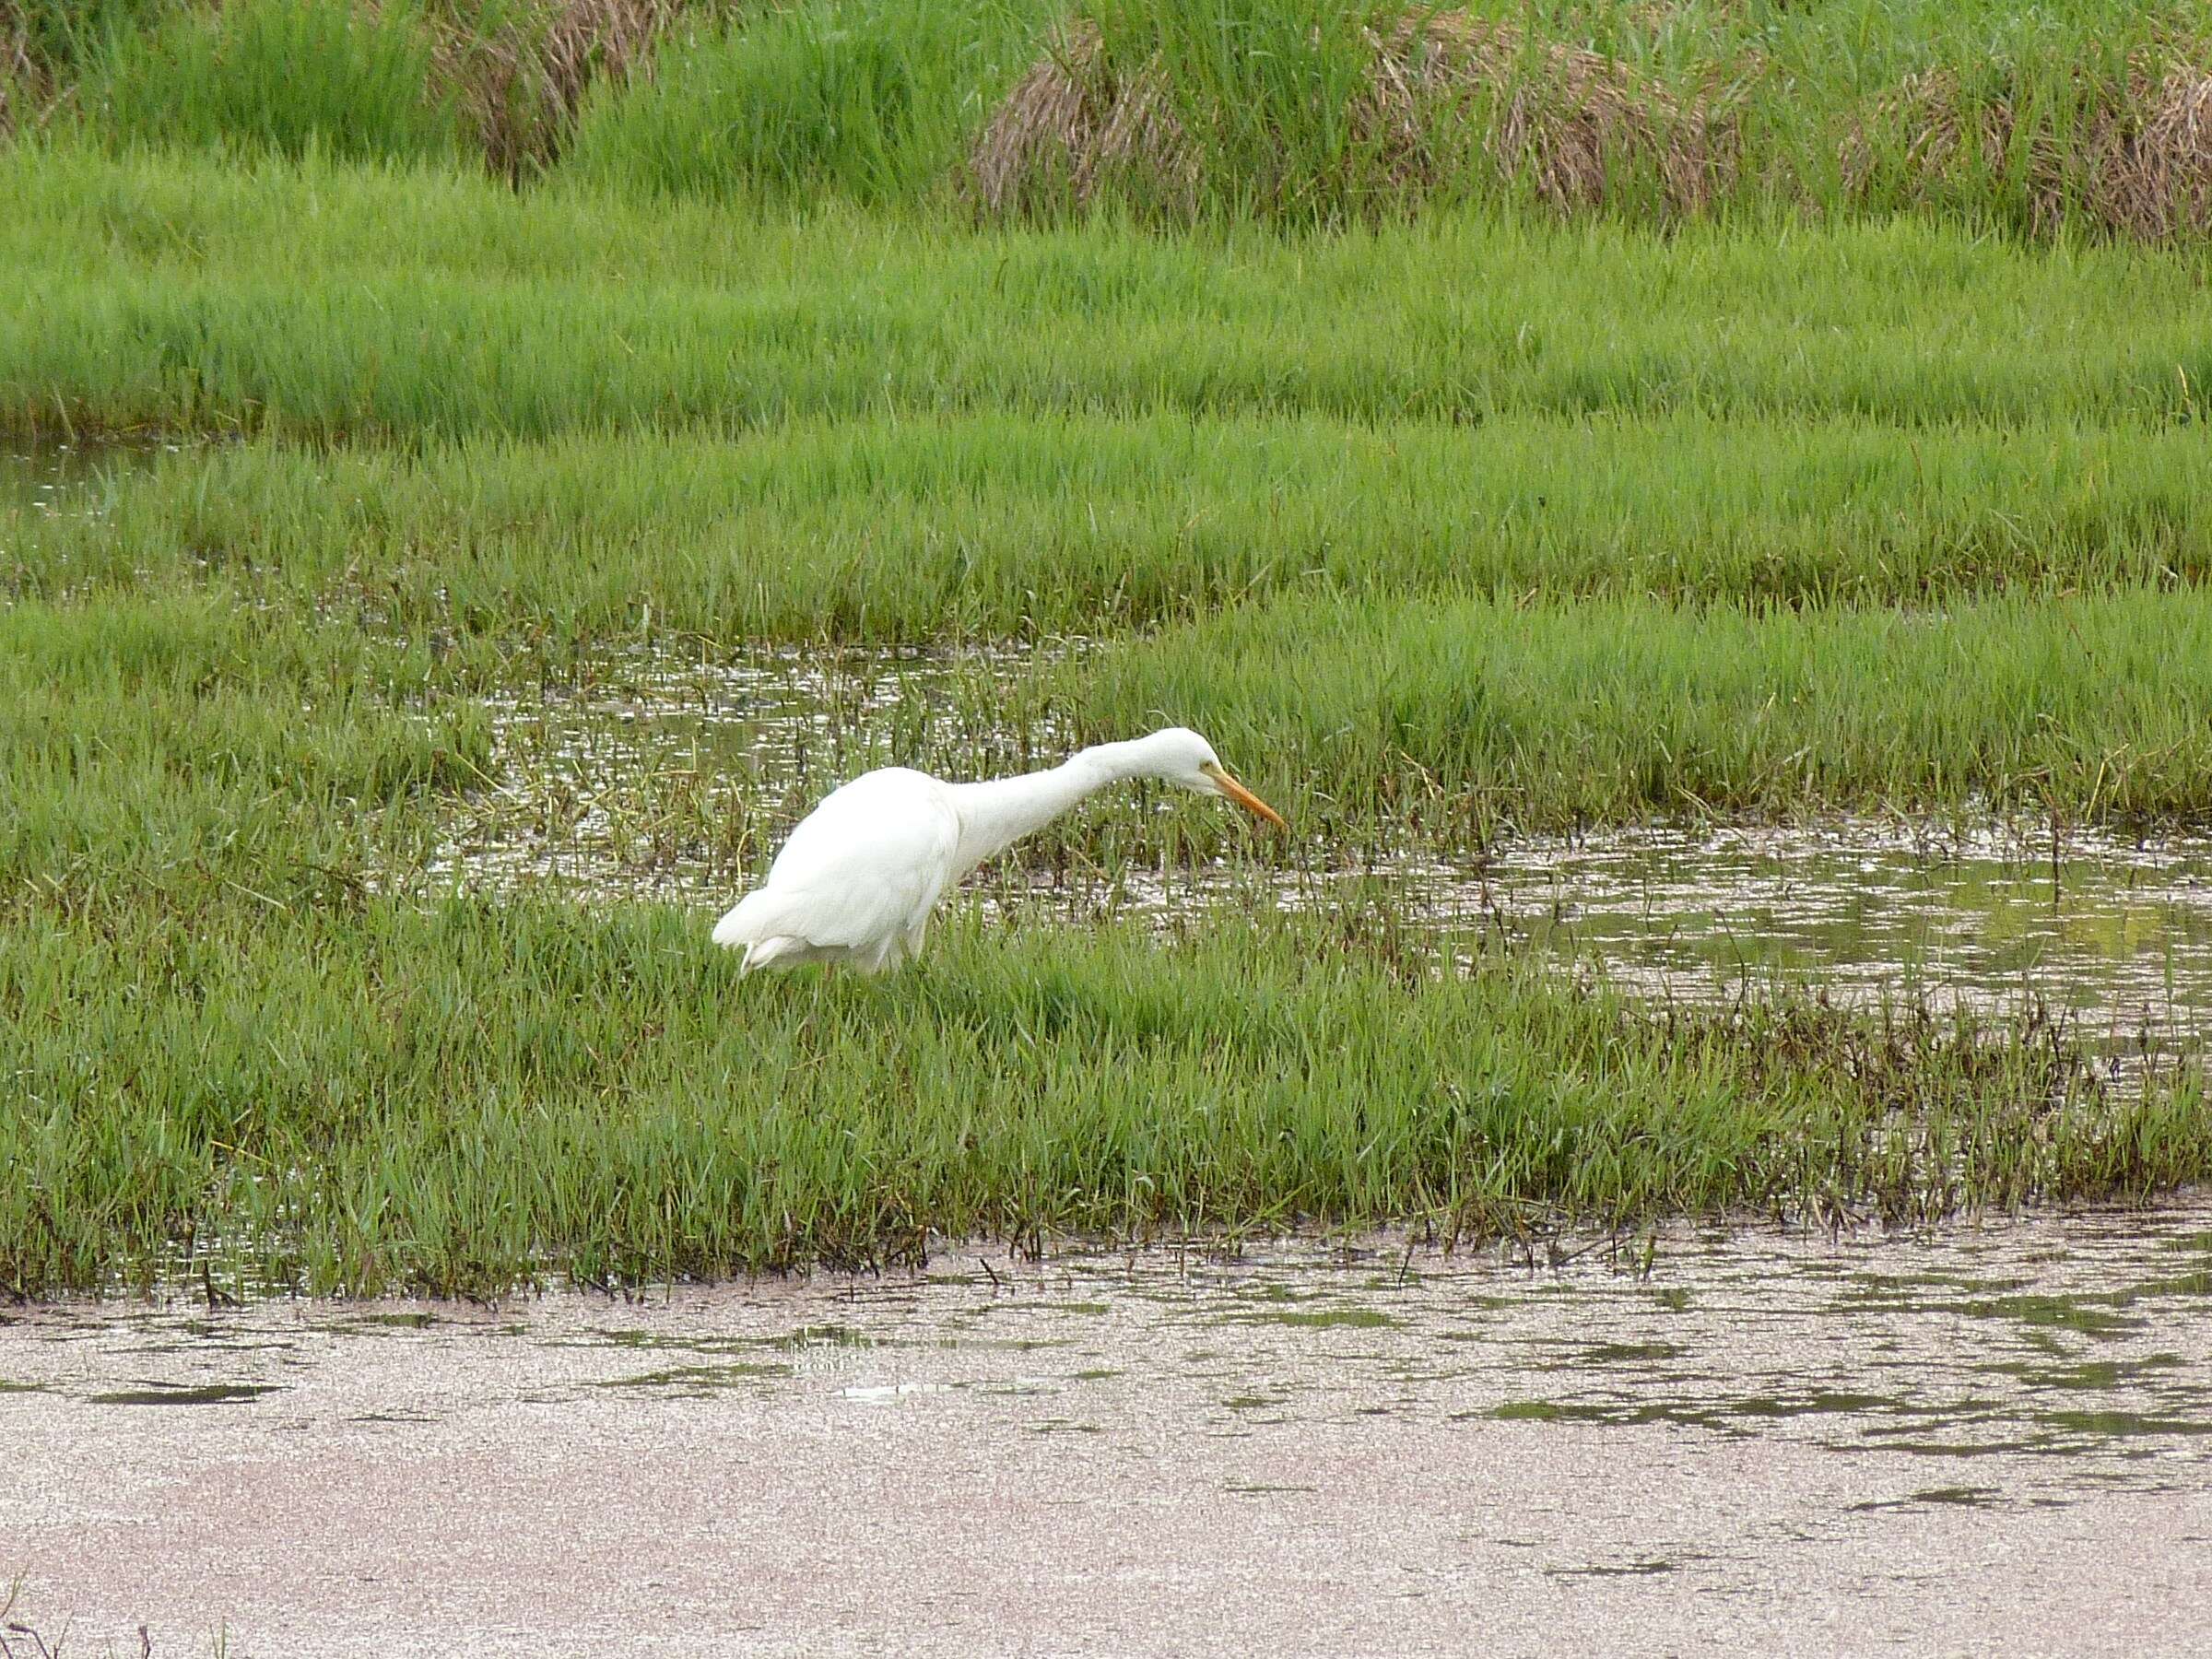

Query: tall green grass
[[16, 416, 2212, 638], [6, 893, 2197, 1296], [81, 0, 465, 165], [15, 0, 2212, 238], [567, 0, 1053, 202], [1040, 0, 2212, 231], [1548, 0, 2201, 229], [1056, 587, 2212, 834], [5, 0, 171, 79], [570, 4, 918, 201], [1085, 0, 1396, 219], [6, 147, 2212, 440]]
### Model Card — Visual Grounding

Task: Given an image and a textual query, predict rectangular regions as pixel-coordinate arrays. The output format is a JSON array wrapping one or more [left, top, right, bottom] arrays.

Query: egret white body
[[712, 727, 1283, 973]]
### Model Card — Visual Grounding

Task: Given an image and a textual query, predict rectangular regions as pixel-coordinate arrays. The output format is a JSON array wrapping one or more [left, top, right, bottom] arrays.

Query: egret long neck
[[946, 743, 1147, 875]]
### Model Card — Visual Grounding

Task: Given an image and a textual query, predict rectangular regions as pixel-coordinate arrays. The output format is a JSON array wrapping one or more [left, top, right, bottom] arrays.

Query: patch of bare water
[[4, 1205, 2210, 1654], [1459, 819, 2212, 1048], [425, 649, 2212, 1047], [0, 434, 175, 522]]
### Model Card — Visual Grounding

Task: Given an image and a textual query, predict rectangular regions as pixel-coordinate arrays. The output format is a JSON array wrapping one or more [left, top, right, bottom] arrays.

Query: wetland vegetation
[[4, 0, 2212, 1296]]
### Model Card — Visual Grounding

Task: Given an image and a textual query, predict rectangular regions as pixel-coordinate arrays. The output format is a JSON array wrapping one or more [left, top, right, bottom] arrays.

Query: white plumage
[[712, 769, 959, 973], [713, 727, 1283, 973]]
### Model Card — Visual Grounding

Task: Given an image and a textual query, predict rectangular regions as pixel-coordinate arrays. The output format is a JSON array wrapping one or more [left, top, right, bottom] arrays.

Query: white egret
[[712, 727, 1284, 973]]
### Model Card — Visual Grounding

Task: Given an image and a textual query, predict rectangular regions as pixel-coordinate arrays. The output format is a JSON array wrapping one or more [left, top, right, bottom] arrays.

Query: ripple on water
[[6, 1204, 2212, 1649]]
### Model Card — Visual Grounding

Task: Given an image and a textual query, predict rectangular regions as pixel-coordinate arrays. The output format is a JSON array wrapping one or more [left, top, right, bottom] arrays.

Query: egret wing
[[722, 770, 959, 951]]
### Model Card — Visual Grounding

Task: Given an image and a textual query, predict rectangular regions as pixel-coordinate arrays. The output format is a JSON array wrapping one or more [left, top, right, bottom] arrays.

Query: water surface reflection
[[5, 1206, 2209, 1653]]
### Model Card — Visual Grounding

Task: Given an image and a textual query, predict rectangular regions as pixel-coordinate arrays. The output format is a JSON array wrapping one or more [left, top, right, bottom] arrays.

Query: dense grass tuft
[[567, 0, 1052, 202], [79, 0, 466, 164], [567, 1, 916, 201], [6, 897, 2197, 1298]]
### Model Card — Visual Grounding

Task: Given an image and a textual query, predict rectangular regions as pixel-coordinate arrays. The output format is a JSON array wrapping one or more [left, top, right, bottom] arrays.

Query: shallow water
[[428, 648, 2212, 1047], [0, 434, 173, 521], [429, 641, 1073, 896], [6, 1205, 2210, 1654]]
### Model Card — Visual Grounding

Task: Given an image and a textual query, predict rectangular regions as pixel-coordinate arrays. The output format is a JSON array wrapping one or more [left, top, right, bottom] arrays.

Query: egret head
[[1141, 727, 1286, 829]]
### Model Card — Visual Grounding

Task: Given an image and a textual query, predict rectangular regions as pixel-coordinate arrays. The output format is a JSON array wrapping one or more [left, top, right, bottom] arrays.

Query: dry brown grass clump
[[2125, 66, 2212, 237], [1848, 58, 2212, 241], [0, 1, 51, 138], [967, 12, 1737, 221], [1359, 13, 1735, 216], [967, 22, 1196, 218], [433, 0, 683, 181]]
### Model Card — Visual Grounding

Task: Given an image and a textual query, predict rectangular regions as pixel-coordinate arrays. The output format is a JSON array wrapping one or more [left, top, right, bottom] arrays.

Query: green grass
[[566, 0, 1054, 204], [7, 895, 2199, 1297], [1054, 587, 2212, 837], [1065, 0, 2212, 229], [5, 139, 2212, 1295], [17, 0, 2212, 241], [15, 414, 2212, 639], [1084, 0, 1398, 220], [78, 0, 466, 166], [4, 0, 172, 78], [6, 566, 2203, 1299], [6, 147, 2212, 441]]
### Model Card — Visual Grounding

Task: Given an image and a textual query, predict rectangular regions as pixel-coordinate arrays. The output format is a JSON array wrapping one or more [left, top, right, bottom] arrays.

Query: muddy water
[[5, 1206, 2209, 1654], [430, 649, 2212, 1046]]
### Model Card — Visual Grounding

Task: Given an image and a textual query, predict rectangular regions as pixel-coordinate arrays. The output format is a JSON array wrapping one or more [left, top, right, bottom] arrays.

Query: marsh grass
[[567, 0, 1053, 202], [6, 547, 2208, 1296], [7, 148, 2212, 441], [1061, 587, 2212, 837], [5, 891, 2199, 1298], [16, 416, 2211, 639], [11, 0, 2212, 241], [6, 127, 2212, 1296], [565, 3, 921, 201], [431, 0, 691, 182], [967, 0, 2212, 234], [1087, 0, 1394, 219], [82, 0, 467, 164], [974, 5, 1735, 224]]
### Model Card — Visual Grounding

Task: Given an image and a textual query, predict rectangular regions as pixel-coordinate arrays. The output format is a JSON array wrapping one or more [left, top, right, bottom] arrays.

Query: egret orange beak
[[1204, 763, 1286, 830]]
